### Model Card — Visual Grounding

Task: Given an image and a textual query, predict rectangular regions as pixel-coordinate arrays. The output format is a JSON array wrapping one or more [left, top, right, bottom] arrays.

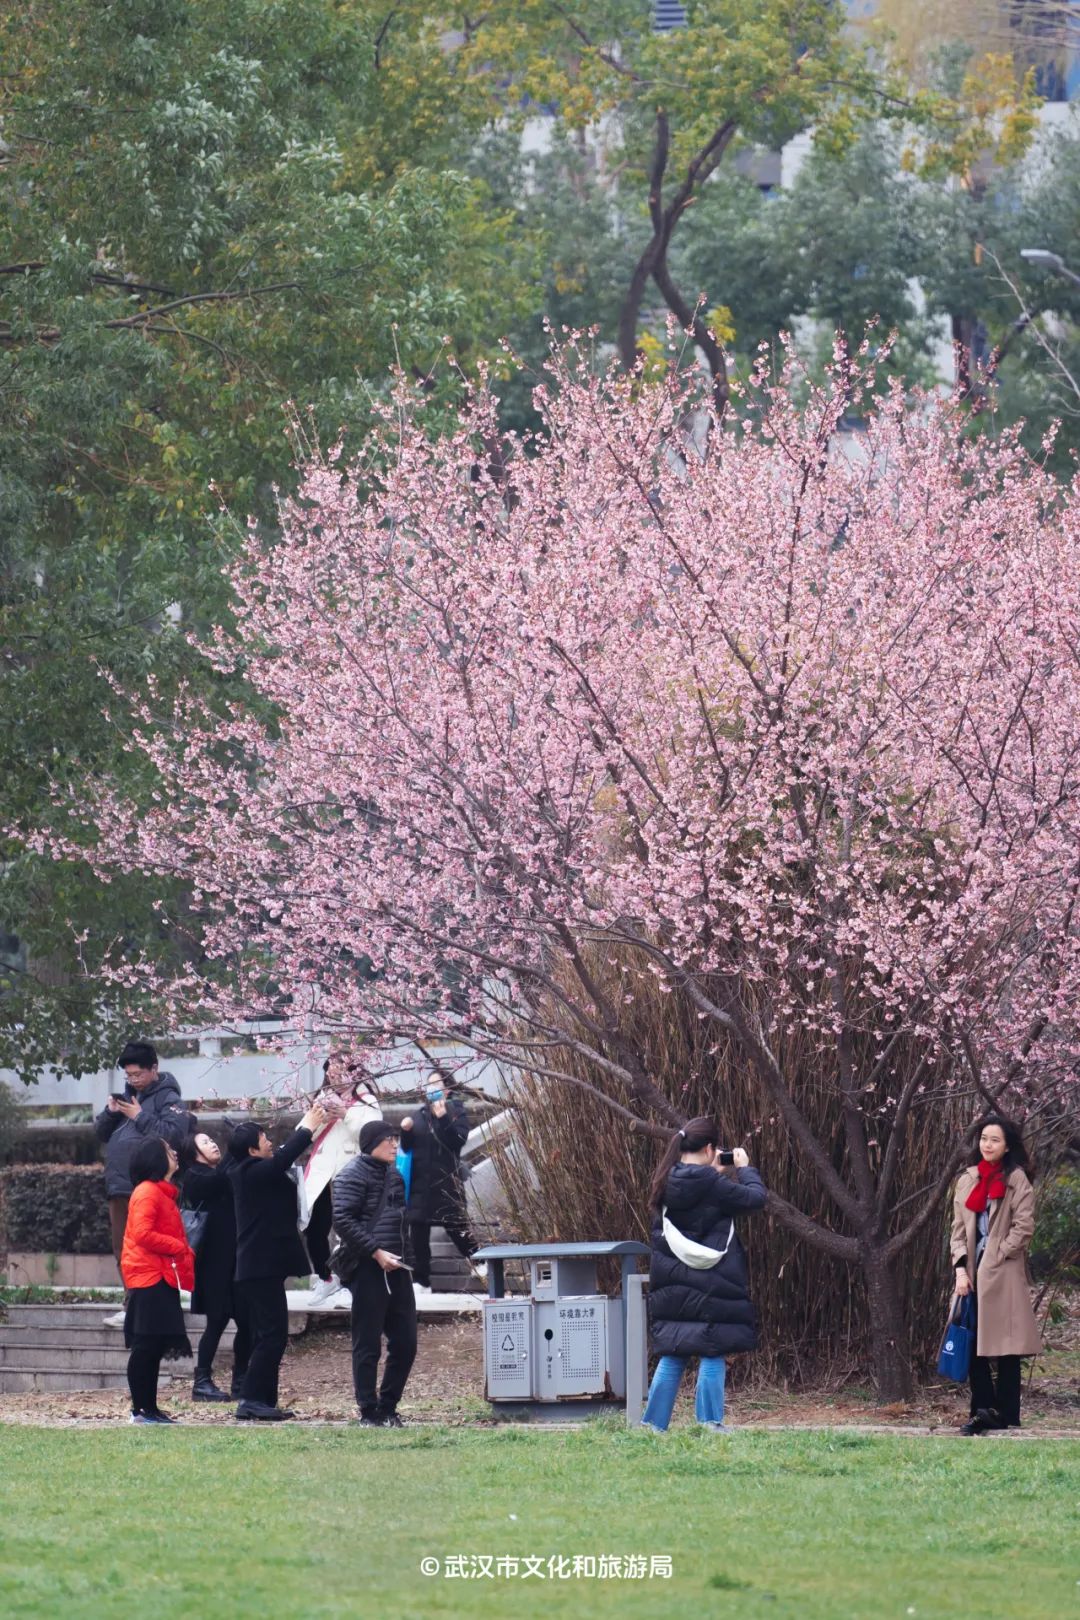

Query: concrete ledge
[[286, 1287, 484, 1319], [6, 1253, 118, 1288]]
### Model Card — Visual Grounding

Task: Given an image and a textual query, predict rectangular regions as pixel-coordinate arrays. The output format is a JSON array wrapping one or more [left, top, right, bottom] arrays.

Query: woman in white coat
[[301, 1057, 381, 1302]]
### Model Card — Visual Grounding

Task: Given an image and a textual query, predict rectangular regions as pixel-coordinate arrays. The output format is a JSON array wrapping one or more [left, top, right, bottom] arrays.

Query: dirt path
[[1, 1305, 1076, 1430]]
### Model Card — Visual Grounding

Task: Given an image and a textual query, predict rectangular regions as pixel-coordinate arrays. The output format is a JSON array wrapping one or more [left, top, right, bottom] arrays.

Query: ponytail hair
[[648, 1116, 719, 1209]]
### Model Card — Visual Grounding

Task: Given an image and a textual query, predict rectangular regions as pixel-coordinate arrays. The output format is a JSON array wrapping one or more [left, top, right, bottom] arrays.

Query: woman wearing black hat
[[331, 1119, 415, 1427]]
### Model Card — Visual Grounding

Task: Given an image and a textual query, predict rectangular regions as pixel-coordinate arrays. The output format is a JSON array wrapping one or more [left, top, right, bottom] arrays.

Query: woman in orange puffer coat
[[121, 1136, 195, 1424]]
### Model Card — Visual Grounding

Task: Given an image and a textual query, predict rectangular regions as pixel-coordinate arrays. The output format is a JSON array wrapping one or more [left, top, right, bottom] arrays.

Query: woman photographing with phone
[[180, 1131, 250, 1403], [121, 1136, 195, 1424], [299, 1056, 382, 1304], [398, 1067, 485, 1295], [950, 1114, 1041, 1434], [642, 1116, 767, 1432]]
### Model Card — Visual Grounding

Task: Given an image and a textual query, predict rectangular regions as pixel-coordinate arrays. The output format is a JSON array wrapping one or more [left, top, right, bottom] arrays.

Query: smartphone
[[111, 1092, 127, 1102], [717, 1150, 735, 1166]]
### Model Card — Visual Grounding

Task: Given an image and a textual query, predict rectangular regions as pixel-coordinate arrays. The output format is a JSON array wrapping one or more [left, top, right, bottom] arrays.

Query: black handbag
[[181, 1204, 209, 1255]]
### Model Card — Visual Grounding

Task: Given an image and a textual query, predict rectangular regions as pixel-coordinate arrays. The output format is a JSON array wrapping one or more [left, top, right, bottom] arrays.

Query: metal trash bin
[[473, 1241, 649, 1421]]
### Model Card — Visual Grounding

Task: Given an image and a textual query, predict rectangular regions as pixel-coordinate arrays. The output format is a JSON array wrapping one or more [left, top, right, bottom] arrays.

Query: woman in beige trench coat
[[950, 1115, 1041, 1435]]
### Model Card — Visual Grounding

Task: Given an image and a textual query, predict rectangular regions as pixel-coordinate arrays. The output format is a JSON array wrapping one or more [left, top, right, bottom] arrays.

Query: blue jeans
[[641, 1354, 726, 1430]]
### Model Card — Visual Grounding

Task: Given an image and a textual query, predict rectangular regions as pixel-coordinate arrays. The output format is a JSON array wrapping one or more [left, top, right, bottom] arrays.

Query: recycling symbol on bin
[[500, 1334, 515, 1351]]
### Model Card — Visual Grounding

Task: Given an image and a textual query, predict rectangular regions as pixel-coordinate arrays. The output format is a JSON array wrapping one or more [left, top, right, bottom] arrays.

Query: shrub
[[0, 1084, 25, 1164], [0, 1164, 112, 1254], [1031, 1170, 1080, 1282], [488, 948, 968, 1386]]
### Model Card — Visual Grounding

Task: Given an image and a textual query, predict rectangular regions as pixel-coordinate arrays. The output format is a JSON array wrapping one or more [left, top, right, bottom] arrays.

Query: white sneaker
[[307, 1276, 340, 1304], [103, 1310, 126, 1329], [414, 1282, 433, 1297]]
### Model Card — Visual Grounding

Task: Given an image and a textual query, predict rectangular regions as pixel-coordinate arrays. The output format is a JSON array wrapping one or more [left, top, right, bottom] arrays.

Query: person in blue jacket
[[642, 1115, 767, 1432]]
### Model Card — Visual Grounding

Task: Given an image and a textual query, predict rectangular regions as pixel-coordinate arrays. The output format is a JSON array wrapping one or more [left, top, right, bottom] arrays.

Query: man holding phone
[[94, 1040, 193, 1323], [332, 1119, 416, 1427]]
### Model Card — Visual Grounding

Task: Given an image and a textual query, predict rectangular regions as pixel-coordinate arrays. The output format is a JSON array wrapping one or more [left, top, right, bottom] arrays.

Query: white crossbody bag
[[661, 1208, 735, 1269]]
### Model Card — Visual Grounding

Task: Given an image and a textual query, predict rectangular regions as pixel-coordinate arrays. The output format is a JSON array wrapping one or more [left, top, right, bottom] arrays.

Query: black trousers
[[306, 1186, 334, 1281], [346, 1259, 417, 1415], [235, 1277, 289, 1408], [970, 1354, 1023, 1426], [127, 1344, 163, 1415], [408, 1217, 477, 1287], [197, 1310, 252, 1381]]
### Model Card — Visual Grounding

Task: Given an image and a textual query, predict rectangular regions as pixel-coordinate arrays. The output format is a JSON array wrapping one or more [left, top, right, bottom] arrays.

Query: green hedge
[[1032, 1170, 1080, 1280], [0, 1164, 113, 1254]]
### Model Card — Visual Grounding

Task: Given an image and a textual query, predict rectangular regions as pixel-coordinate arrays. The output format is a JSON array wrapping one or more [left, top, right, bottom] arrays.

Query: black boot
[[230, 1371, 246, 1400], [192, 1367, 231, 1403], [959, 1407, 997, 1436]]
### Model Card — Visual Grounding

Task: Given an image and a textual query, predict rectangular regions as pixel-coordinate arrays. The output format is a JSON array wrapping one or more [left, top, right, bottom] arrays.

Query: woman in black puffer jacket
[[643, 1115, 767, 1432]]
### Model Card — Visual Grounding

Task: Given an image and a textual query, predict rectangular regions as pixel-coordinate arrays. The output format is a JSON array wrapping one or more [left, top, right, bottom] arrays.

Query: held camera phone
[[717, 1150, 736, 1166]]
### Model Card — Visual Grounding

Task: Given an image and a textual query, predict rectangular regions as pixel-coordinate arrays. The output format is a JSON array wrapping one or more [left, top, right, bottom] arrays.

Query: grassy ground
[[1, 1424, 1076, 1620]]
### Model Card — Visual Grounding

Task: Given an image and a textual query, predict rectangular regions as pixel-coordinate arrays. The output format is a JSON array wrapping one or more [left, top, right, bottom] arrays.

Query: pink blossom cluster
[[65, 342, 1080, 1134]]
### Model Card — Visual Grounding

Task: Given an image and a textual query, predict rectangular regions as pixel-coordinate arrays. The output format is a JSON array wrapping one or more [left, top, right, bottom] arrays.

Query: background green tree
[[4, 0, 1075, 1077], [0, 0, 526, 1076]]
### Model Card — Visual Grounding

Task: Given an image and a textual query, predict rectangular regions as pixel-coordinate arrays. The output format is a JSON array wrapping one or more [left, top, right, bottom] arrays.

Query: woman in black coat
[[398, 1069, 484, 1294], [181, 1132, 250, 1402], [642, 1115, 767, 1431]]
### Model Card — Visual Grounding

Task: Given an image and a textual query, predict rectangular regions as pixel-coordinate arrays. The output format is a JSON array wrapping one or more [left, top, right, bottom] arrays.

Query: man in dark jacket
[[227, 1101, 326, 1421], [332, 1119, 416, 1427], [398, 1071, 484, 1294], [94, 1040, 193, 1317]]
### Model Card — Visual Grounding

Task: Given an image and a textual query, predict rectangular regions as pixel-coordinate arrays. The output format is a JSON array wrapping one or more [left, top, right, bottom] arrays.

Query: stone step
[[0, 1342, 199, 1372], [1, 1303, 226, 1329], [0, 1365, 193, 1394], [1, 1303, 132, 1328], [0, 1323, 235, 1349]]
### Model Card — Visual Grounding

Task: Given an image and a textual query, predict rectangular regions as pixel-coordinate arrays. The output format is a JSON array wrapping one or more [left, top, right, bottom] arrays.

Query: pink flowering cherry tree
[[67, 342, 1080, 1397]]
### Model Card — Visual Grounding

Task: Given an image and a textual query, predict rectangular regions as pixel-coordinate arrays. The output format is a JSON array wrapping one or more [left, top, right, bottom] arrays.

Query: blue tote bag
[[937, 1293, 975, 1382]]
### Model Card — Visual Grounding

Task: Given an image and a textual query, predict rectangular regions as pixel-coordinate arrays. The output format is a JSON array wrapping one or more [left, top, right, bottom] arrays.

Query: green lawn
[[1, 1423, 1076, 1620]]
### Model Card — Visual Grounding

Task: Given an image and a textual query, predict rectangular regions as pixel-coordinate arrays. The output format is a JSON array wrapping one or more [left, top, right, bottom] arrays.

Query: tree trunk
[[859, 1239, 914, 1401], [618, 242, 658, 373]]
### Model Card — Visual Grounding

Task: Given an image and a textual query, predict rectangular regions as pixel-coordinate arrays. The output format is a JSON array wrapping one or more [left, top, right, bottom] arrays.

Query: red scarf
[[965, 1158, 1007, 1213]]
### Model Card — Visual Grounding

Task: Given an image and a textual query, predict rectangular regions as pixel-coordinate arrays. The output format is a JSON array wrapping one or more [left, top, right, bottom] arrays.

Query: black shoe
[[235, 1400, 295, 1422], [357, 1408, 383, 1427], [192, 1369, 231, 1403], [145, 1408, 178, 1424], [959, 1408, 996, 1436], [377, 1411, 405, 1428]]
